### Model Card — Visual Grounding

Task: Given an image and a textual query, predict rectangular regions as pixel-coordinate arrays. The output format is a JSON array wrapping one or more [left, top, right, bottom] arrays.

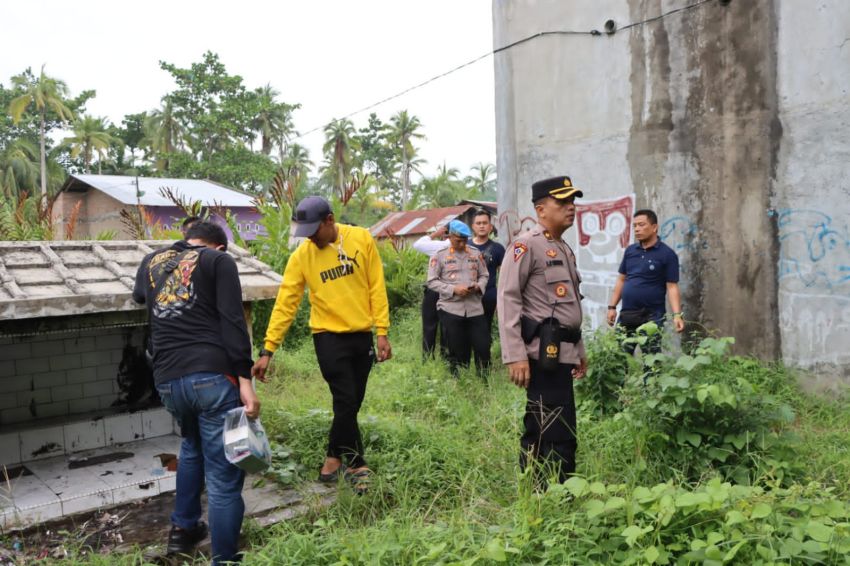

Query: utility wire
[[293, 0, 715, 141]]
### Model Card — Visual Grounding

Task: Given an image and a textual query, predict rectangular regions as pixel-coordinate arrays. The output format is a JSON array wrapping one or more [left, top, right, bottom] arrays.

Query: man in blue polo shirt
[[606, 209, 685, 354]]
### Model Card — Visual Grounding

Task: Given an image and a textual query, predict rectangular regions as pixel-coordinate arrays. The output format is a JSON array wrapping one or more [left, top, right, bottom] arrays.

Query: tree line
[[1, 52, 495, 229]]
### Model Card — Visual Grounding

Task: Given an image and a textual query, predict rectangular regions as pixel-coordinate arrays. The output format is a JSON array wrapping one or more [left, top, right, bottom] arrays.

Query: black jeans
[[422, 287, 441, 357], [438, 310, 491, 377], [520, 359, 577, 484], [313, 332, 374, 469]]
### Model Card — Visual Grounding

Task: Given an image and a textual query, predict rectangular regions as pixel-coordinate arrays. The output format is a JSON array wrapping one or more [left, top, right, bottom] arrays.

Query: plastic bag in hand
[[223, 407, 272, 473]]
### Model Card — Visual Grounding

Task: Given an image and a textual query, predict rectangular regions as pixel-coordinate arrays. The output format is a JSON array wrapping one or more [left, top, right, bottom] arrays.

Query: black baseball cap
[[531, 176, 584, 202], [292, 196, 332, 237]]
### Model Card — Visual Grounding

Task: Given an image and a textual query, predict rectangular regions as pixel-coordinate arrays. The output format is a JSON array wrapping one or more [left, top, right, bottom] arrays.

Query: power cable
[[293, 0, 716, 141]]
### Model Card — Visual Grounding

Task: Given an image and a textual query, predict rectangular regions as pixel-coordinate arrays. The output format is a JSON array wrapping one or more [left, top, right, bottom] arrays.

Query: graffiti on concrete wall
[[573, 195, 635, 328], [773, 208, 850, 290], [497, 209, 537, 246], [773, 207, 850, 368]]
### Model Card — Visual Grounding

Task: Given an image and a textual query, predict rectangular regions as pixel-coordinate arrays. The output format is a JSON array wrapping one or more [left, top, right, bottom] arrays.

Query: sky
[[0, 0, 496, 178]]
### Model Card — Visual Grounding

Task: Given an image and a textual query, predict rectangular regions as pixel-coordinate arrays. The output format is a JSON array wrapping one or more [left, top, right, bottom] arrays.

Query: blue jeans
[[156, 372, 245, 565]]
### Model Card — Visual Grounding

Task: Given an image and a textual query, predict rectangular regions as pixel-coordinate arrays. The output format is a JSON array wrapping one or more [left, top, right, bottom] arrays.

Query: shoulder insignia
[[543, 230, 553, 240], [513, 242, 528, 262], [545, 249, 557, 258]]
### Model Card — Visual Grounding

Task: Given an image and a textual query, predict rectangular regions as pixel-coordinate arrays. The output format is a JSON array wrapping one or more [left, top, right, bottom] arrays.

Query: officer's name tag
[[545, 260, 564, 267]]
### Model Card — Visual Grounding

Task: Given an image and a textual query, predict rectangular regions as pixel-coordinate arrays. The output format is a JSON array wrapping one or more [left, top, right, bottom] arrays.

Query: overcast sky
[[0, 0, 496, 178]]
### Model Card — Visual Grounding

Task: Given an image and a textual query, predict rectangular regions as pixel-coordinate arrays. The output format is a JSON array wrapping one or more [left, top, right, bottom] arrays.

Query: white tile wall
[[20, 426, 64, 461], [104, 413, 144, 445], [0, 431, 21, 467], [4, 432, 182, 528], [142, 407, 175, 439], [64, 420, 106, 452]]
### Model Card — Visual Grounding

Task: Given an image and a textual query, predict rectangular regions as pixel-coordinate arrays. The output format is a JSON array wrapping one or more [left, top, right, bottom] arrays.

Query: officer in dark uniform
[[497, 175, 588, 484]]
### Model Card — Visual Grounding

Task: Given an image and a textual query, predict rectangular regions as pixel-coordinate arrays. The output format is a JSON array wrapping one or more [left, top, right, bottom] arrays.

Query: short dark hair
[[182, 215, 201, 228], [634, 209, 658, 225], [473, 209, 491, 221], [185, 221, 228, 251]]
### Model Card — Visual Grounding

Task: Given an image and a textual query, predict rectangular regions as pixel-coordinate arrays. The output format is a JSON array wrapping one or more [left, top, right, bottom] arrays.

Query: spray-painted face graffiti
[[575, 196, 634, 267]]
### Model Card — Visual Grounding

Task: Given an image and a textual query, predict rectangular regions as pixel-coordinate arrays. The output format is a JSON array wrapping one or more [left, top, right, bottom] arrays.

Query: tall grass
[[40, 308, 850, 565]]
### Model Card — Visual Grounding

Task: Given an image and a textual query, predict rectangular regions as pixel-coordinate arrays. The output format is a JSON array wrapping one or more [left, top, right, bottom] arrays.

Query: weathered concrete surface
[[493, 0, 850, 386]]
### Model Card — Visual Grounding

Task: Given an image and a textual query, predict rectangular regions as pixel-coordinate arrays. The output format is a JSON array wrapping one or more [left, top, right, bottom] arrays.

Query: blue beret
[[448, 220, 472, 238]]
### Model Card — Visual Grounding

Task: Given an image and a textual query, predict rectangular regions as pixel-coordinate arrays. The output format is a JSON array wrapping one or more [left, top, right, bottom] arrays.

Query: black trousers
[[422, 287, 441, 357], [313, 332, 374, 469], [438, 310, 491, 377], [520, 359, 577, 484], [482, 295, 497, 335]]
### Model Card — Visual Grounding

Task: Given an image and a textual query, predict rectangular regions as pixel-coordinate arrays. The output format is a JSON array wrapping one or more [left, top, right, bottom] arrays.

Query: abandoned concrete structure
[[493, 0, 849, 386], [0, 240, 280, 529]]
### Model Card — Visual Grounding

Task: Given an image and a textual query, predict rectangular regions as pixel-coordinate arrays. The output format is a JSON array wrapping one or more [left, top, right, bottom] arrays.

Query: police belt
[[520, 316, 582, 345]]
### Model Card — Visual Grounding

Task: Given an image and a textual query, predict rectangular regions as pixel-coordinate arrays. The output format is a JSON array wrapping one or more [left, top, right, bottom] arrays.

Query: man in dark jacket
[[133, 221, 259, 565]]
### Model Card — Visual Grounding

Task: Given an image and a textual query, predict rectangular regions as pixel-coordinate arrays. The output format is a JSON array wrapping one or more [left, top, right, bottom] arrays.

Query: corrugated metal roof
[[0, 241, 281, 320], [369, 205, 474, 238], [62, 174, 256, 207]]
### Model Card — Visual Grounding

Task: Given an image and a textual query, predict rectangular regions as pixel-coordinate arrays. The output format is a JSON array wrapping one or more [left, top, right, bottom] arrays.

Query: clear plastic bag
[[223, 407, 272, 473]]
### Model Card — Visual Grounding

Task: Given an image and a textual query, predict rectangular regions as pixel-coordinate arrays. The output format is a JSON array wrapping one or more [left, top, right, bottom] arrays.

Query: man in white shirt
[[412, 225, 450, 357]]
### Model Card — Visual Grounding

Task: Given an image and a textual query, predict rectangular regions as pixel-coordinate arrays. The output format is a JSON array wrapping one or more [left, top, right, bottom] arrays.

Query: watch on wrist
[[607, 305, 617, 310], [258, 348, 274, 358], [672, 312, 683, 318]]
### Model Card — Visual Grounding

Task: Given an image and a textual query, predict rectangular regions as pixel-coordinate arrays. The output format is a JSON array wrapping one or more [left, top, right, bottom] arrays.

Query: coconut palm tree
[[62, 116, 121, 174], [281, 143, 313, 180], [251, 84, 297, 157], [0, 139, 40, 198], [386, 110, 425, 208], [411, 162, 464, 209], [465, 162, 496, 199], [143, 97, 185, 172], [322, 118, 359, 200], [8, 66, 76, 196]]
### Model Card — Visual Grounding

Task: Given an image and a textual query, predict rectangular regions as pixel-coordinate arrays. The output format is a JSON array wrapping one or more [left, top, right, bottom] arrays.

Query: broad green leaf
[[723, 540, 747, 562], [806, 521, 833, 543], [564, 476, 588, 498], [482, 538, 507, 562], [621, 524, 651, 547], [725, 510, 747, 525], [750, 503, 772, 519], [584, 499, 605, 518], [644, 545, 660, 564]]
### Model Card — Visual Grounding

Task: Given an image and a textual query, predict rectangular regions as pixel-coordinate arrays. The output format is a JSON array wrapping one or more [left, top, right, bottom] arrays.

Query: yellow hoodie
[[263, 224, 390, 352]]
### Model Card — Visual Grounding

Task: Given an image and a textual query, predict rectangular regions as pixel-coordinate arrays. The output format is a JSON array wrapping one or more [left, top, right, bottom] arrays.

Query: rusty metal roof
[[369, 205, 474, 239], [0, 241, 281, 320]]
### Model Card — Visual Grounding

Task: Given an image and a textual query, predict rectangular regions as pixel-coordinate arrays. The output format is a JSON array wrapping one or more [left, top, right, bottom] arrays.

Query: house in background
[[56, 174, 265, 241], [368, 201, 497, 248]]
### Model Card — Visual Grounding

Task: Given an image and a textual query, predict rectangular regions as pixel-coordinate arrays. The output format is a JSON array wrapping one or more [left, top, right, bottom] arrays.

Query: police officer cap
[[292, 195, 332, 237], [448, 219, 472, 238], [531, 176, 584, 203]]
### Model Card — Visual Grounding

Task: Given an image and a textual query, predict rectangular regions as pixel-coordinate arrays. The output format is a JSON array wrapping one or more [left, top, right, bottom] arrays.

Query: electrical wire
[[293, 0, 715, 141]]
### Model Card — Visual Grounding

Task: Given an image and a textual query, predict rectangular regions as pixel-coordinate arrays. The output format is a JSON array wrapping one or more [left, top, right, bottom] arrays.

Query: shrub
[[576, 326, 638, 415], [620, 337, 797, 483], [378, 242, 427, 312]]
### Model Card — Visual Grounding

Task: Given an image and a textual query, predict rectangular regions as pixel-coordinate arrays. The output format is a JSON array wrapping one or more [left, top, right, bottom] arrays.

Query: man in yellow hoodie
[[252, 196, 391, 492]]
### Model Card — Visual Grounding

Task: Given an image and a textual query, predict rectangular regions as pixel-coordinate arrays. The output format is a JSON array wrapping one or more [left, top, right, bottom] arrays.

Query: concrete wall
[[0, 312, 151, 428], [493, 0, 850, 385]]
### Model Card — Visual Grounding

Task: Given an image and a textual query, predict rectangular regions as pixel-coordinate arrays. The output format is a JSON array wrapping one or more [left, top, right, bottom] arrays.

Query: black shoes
[[167, 521, 208, 555]]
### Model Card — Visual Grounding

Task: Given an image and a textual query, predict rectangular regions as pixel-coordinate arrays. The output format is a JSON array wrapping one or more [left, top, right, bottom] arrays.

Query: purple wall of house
[[149, 206, 266, 242]]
